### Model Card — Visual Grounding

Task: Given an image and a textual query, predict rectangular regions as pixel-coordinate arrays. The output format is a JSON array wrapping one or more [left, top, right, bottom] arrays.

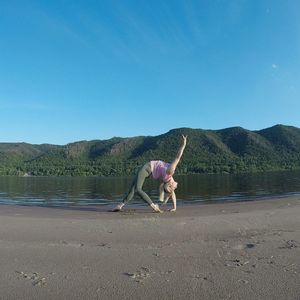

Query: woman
[[113, 135, 187, 213]]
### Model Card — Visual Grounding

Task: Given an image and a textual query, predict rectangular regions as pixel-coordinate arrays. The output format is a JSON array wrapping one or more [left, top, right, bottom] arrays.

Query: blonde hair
[[159, 182, 175, 203], [159, 183, 168, 202]]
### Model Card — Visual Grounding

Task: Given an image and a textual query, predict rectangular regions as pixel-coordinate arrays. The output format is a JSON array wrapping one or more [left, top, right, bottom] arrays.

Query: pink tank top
[[150, 160, 172, 182]]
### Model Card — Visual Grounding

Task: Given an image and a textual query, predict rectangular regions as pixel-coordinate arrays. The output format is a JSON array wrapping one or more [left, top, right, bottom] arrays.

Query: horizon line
[[0, 123, 297, 146]]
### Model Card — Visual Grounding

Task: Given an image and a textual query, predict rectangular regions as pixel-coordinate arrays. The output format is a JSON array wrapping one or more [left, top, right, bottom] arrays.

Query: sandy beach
[[0, 197, 299, 300]]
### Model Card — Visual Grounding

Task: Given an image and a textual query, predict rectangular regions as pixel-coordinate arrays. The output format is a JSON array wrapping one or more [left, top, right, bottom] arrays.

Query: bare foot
[[112, 203, 124, 212], [151, 203, 163, 213]]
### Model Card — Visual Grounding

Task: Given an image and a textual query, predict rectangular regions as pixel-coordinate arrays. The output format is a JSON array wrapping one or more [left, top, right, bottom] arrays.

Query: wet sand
[[0, 197, 299, 300]]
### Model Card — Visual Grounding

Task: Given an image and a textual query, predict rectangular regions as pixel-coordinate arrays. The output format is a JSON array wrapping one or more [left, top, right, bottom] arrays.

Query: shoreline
[[1, 191, 300, 211], [0, 196, 299, 299]]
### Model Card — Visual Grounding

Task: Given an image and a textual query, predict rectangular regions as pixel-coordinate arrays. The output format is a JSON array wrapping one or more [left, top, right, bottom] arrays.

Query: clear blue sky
[[0, 0, 299, 144]]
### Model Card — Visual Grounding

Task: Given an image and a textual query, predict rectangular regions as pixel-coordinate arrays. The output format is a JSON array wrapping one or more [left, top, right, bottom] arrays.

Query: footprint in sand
[[124, 267, 151, 283], [48, 241, 84, 248], [16, 271, 47, 286], [279, 240, 298, 249], [232, 243, 256, 251]]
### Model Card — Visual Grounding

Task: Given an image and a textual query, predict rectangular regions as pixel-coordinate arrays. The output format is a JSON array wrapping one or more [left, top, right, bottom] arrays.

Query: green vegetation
[[1, 125, 300, 176]]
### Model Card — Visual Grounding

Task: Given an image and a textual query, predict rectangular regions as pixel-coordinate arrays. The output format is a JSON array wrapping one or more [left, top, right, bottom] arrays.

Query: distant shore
[[0, 197, 299, 300], [1, 125, 300, 177]]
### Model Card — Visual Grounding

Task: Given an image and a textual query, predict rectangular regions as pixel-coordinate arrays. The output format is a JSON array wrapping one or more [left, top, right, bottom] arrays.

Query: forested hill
[[1, 124, 300, 176]]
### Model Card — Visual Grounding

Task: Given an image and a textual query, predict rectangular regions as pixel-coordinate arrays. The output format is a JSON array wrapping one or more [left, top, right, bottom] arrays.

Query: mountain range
[[1, 124, 300, 176]]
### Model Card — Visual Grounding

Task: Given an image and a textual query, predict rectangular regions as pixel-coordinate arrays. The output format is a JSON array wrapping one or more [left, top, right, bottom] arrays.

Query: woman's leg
[[113, 174, 137, 211], [135, 164, 162, 212], [113, 163, 150, 211], [135, 163, 153, 205], [113, 162, 162, 212], [122, 175, 137, 204]]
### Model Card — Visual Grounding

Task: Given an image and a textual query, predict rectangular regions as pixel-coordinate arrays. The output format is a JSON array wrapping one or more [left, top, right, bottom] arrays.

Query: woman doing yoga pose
[[113, 135, 187, 213]]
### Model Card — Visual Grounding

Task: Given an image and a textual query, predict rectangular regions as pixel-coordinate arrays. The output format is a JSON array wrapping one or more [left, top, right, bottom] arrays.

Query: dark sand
[[0, 197, 299, 300]]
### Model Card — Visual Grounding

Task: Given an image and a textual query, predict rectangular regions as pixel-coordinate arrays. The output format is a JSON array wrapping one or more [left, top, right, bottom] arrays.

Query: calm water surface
[[0, 170, 300, 207]]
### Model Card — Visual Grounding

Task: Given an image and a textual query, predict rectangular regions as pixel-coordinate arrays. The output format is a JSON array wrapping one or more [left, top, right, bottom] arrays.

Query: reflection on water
[[0, 170, 300, 207]]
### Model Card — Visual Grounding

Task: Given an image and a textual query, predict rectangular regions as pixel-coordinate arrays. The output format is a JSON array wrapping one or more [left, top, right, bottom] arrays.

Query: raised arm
[[166, 135, 187, 176]]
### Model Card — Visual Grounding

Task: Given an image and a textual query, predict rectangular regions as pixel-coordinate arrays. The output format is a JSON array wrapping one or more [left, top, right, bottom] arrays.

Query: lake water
[[0, 170, 300, 207]]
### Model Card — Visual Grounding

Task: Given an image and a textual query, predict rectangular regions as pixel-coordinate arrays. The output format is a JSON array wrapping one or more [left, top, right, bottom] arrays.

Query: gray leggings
[[122, 162, 153, 205]]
